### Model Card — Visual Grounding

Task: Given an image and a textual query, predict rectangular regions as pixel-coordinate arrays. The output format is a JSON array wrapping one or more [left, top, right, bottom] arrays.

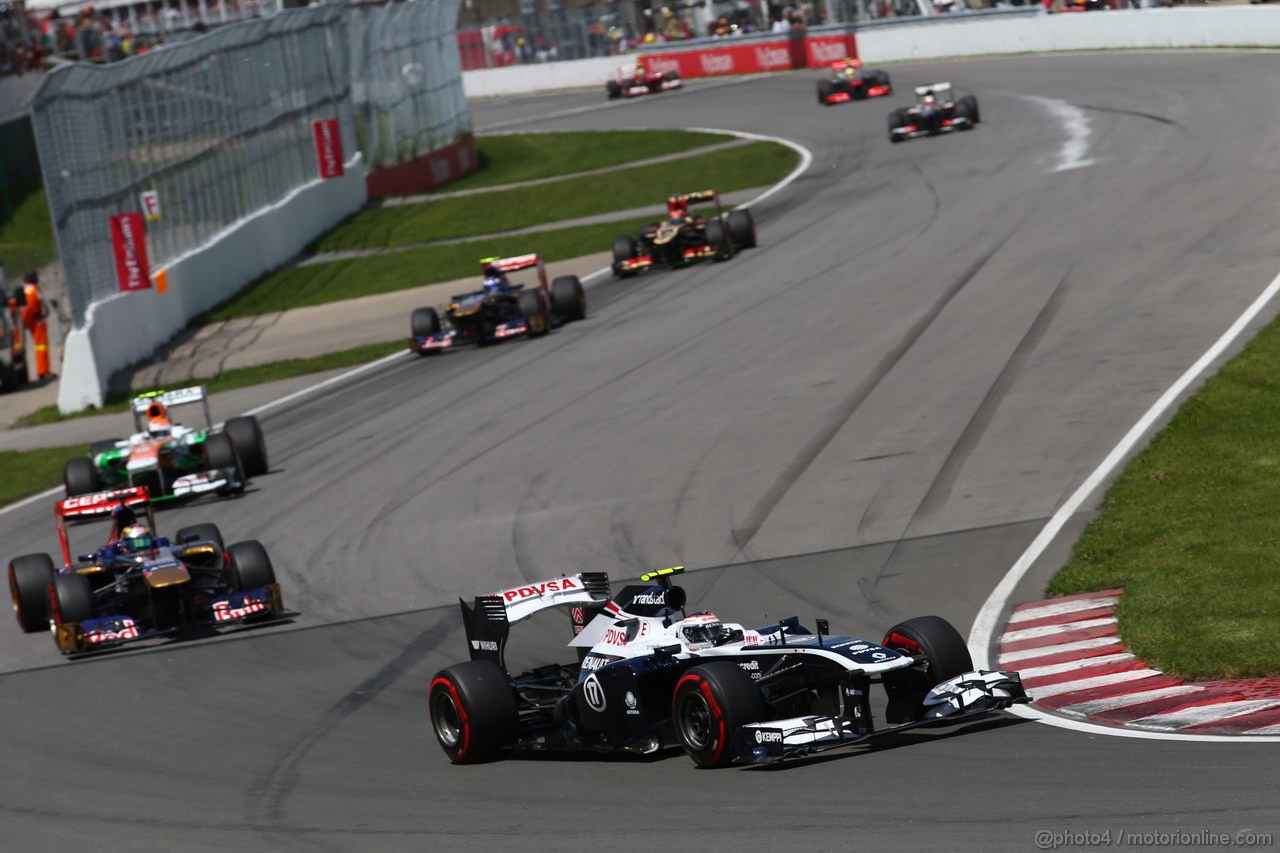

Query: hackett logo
[[312, 118, 345, 179], [755, 47, 790, 69], [109, 212, 151, 293], [503, 577, 580, 602], [700, 53, 734, 74], [809, 41, 846, 64]]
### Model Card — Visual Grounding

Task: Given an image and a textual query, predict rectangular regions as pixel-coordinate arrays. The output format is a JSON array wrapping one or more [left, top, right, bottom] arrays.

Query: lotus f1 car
[[5, 486, 285, 655], [409, 254, 587, 355], [606, 62, 681, 99], [612, 190, 757, 278], [429, 566, 1028, 767], [888, 82, 980, 143], [816, 58, 891, 106], [64, 386, 269, 501]]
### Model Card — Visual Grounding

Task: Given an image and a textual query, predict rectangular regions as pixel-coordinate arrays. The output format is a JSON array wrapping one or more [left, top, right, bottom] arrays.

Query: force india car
[[409, 254, 587, 354], [888, 82, 980, 143], [612, 190, 757, 278], [816, 58, 892, 106], [606, 62, 681, 99], [5, 486, 285, 655], [429, 566, 1028, 767], [64, 386, 269, 501]]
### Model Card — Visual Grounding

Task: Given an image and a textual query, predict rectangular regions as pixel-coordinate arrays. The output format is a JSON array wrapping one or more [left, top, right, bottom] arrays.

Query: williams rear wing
[[459, 572, 611, 669]]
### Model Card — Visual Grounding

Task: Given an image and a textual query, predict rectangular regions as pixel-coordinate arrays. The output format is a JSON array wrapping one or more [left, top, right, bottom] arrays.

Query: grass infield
[[1047, 319, 1280, 679]]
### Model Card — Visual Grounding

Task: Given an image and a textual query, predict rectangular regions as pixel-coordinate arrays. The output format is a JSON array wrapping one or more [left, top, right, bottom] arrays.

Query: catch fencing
[[349, 0, 469, 171], [30, 0, 468, 331]]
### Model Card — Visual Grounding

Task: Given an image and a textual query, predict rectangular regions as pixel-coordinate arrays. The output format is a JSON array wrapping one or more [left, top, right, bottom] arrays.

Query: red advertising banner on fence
[[641, 30, 857, 79], [109, 212, 151, 293], [312, 118, 344, 179]]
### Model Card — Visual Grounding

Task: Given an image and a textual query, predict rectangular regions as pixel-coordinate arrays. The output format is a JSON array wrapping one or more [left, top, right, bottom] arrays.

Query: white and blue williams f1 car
[[428, 566, 1028, 767]]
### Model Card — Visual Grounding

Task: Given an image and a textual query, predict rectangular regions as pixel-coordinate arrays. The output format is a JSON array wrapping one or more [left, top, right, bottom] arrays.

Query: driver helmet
[[921, 93, 937, 108], [667, 197, 688, 220], [146, 401, 172, 436], [481, 266, 508, 294], [680, 611, 723, 650], [119, 522, 155, 553]]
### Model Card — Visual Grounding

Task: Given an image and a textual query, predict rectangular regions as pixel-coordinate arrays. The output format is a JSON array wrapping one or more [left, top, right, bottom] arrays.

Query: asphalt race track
[[3, 53, 1279, 851]]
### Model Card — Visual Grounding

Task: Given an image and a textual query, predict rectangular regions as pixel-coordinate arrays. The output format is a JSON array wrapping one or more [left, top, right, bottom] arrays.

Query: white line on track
[[1016, 94, 1095, 173], [970, 265, 1280, 742]]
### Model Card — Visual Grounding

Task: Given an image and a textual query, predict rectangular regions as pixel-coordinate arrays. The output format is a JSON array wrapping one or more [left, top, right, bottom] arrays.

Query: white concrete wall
[[857, 7, 1280, 63], [462, 8, 1280, 98], [463, 57, 620, 98], [58, 154, 368, 412]]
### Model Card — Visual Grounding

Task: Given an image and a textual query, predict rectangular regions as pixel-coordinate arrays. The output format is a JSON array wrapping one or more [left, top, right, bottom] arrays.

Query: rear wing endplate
[[131, 385, 207, 413], [460, 572, 611, 668]]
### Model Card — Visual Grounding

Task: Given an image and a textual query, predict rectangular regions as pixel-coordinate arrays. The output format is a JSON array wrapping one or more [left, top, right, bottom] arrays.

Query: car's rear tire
[[64, 457, 100, 497], [226, 540, 276, 591], [49, 572, 94, 627], [959, 94, 980, 124], [673, 662, 767, 768], [727, 209, 756, 250], [411, 306, 441, 339], [176, 523, 225, 553], [705, 218, 731, 260], [873, 69, 891, 89], [9, 553, 55, 633], [816, 79, 834, 105], [516, 289, 552, 337], [430, 660, 519, 763], [551, 276, 587, 323], [202, 432, 240, 473], [224, 416, 268, 477]]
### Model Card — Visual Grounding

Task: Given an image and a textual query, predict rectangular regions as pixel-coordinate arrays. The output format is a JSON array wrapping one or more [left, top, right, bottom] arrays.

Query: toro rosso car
[[889, 82, 980, 143], [5, 486, 285, 655], [64, 385, 269, 501], [606, 62, 681, 99], [816, 58, 892, 106], [429, 566, 1028, 767], [612, 190, 757, 278], [409, 254, 587, 354]]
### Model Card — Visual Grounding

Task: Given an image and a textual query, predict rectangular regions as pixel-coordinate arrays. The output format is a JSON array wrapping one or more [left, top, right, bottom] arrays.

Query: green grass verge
[[0, 443, 88, 506], [313, 141, 796, 253], [447, 130, 732, 193], [0, 180, 57, 274], [15, 339, 408, 427], [1048, 320, 1280, 680], [200, 214, 662, 322]]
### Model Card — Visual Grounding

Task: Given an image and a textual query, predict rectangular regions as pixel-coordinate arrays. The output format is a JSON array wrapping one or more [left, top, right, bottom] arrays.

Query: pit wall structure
[[57, 156, 367, 413], [460, 7, 1280, 99]]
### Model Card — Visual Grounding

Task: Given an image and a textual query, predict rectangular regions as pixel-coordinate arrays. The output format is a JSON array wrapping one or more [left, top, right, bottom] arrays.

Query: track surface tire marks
[[2, 52, 1280, 850]]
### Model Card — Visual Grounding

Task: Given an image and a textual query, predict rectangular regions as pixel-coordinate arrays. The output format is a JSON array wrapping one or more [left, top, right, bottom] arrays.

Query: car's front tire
[[9, 553, 55, 633], [551, 275, 587, 323], [673, 662, 767, 768], [430, 660, 519, 763], [49, 572, 95, 628], [226, 540, 276, 591], [881, 615, 973, 722], [727, 209, 756, 250]]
